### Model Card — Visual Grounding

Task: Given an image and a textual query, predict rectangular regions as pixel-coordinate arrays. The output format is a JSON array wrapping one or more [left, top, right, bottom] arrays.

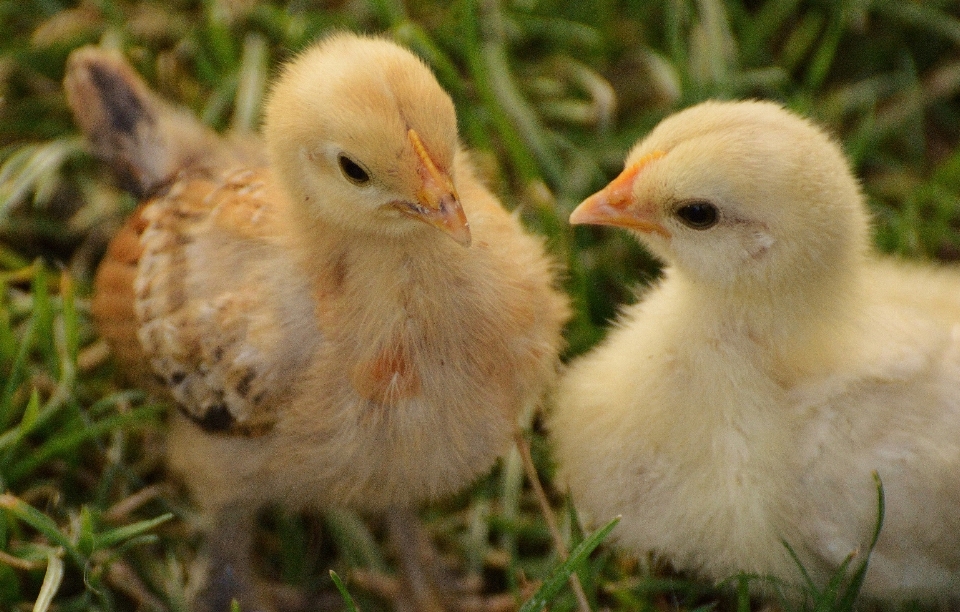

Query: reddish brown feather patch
[[351, 343, 422, 405], [91, 206, 159, 391], [92, 207, 144, 341]]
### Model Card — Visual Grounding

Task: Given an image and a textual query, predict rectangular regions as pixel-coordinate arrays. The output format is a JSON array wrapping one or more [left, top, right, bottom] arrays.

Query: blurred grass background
[[1, 0, 960, 610]]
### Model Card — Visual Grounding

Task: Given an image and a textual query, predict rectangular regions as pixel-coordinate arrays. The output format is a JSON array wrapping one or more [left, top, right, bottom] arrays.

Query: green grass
[[2, 0, 960, 610]]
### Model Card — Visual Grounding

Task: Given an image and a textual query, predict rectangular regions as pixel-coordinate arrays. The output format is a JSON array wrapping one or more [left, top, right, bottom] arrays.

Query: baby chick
[[66, 34, 569, 611], [551, 100, 960, 603]]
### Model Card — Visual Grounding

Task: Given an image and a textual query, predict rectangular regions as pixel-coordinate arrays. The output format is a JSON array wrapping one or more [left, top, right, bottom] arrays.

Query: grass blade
[[329, 570, 359, 612], [0, 494, 82, 569], [94, 513, 173, 551], [230, 33, 269, 134], [0, 299, 35, 429], [834, 474, 884, 612], [518, 515, 620, 612], [57, 272, 79, 376], [31, 549, 64, 612], [323, 508, 388, 572], [5, 404, 164, 485]]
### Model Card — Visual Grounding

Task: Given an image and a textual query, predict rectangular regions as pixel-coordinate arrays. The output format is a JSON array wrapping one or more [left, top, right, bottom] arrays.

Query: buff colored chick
[[551, 99, 960, 603], [66, 33, 569, 612]]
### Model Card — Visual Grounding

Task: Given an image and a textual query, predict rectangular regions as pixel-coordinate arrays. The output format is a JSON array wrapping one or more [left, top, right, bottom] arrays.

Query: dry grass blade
[[32, 549, 64, 612], [515, 431, 592, 612]]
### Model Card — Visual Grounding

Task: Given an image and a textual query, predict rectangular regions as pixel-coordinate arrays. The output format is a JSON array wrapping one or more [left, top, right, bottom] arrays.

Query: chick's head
[[572, 100, 870, 288], [264, 33, 469, 245]]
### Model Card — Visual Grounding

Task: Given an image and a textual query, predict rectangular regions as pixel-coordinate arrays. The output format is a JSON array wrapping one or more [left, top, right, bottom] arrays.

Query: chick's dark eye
[[675, 201, 719, 229], [338, 154, 370, 184]]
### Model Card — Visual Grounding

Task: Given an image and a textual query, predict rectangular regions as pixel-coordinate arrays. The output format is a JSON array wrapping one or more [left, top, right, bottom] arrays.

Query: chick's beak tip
[[408, 128, 472, 247], [436, 194, 472, 247]]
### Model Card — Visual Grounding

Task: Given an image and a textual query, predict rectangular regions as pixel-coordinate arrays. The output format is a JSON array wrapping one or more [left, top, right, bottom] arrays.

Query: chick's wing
[[94, 167, 321, 436]]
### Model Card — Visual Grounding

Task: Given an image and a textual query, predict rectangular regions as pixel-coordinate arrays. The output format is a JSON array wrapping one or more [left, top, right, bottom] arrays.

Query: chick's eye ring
[[338, 154, 371, 184], [675, 201, 719, 229]]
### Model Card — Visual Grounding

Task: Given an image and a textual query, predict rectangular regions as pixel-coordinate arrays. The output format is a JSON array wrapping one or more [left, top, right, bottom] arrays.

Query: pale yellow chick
[[66, 33, 569, 611], [551, 99, 960, 603]]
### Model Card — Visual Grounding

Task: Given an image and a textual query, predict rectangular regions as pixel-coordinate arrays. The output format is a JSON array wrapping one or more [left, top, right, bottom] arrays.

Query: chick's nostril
[[439, 194, 457, 213]]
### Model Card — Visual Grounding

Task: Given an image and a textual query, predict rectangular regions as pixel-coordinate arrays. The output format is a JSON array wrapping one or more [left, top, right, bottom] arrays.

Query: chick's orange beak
[[569, 150, 670, 238], [403, 128, 471, 247]]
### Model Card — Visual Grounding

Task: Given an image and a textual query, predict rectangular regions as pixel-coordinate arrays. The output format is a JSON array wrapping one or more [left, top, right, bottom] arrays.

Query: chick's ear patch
[[746, 226, 775, 259]]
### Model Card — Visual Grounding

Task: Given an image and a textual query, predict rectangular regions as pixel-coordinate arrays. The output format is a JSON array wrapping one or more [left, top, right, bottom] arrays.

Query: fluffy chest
[[264, 245, 532, 509], [307, 242, 521, 410], [639, 335, 795, 500], [562, 312, 803, 575]]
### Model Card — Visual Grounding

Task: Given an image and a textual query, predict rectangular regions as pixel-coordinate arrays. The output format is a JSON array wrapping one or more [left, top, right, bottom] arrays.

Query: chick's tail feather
[[64, 46, 237, 198]]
